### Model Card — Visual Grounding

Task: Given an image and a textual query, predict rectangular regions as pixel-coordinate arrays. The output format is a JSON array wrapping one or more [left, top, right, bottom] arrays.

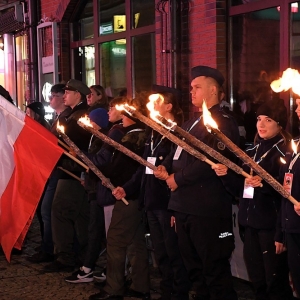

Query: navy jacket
[[278, 137, 300, 236], [122, 130, 172, 211], [88, 123, 147, 206], [236, 134, 287, 229], [162, 104, 240, 218]]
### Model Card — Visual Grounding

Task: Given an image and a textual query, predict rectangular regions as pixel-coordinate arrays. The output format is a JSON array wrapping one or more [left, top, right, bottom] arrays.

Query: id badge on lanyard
[[243, 179, 254, 199], [283, 173, 293, 194], [173, 146, 183, 160], [284, 152, 300, 194], [146, 157, 156, 174]]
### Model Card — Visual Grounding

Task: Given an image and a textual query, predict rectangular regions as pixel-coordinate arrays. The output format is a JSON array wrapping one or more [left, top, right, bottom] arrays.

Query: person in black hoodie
[[154, 66, 239, 300], [88, 95, 150, 300], [43, 79, 92, 272], [276, 97, 300, 297], [216, 99, 293, 300], [113, 90, 190, 300], [64, 107, 110, 284]]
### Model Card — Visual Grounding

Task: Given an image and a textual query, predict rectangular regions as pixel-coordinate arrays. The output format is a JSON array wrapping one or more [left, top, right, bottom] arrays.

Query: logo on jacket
[[217, 142, 225, 150], [219, 232, 233, 239]]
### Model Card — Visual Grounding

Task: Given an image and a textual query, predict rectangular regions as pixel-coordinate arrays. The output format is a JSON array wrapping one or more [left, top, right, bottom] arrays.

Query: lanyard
[[126, 128, 144, 134], [288, 141, 300, 171], [150, 130, 165, 155], [288, 153, 300, 171], [188, 116, 201, 132], [250, 138, 284, 175], [88, 134, 94, 149]]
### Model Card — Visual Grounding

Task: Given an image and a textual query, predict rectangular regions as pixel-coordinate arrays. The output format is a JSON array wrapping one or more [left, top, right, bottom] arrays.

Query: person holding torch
[[215, 98, 294, 300], [277, 97, 300, 297], [154, 66, 239, 300], [113, 89, 190, 300]]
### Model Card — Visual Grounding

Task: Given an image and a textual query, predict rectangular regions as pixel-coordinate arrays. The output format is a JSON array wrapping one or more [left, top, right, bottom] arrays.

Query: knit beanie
[[89, 108, 109, 129], [256, 98, 287, 129]]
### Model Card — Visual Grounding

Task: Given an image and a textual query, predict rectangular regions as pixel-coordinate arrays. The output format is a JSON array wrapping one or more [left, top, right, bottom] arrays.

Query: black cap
[[191, 65, 225, 86], [256, 99, 287, 129], [63, 79, 91, 96], [26, 102, 45, 117], [152, 84, 181, 102]]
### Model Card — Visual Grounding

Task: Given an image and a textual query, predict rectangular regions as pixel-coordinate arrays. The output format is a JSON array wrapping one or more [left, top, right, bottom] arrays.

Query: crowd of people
[[14, 65, 300, 300]]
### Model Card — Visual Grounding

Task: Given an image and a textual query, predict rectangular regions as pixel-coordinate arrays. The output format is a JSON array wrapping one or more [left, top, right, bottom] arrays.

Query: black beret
[[63, 79, 91, 96], [26, 101, 45, 117], [152, 84, 181, 102], [191, 65, 225, 86], [256, 99, 287, 129]]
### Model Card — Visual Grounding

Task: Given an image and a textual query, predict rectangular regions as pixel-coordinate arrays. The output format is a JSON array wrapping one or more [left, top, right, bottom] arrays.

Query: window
[[71, 0, 155, 98]]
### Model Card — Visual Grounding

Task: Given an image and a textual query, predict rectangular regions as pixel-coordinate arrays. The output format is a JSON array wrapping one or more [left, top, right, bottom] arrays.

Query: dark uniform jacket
[[50, 107, 72, 137], [122, 130, 172, 211], [88, 123, 147, 206], [277, 136, 300, 236], [58, 101, 91, 178], [236, 134, 287, 229], [163, 104, 239, 218], [59, 101, 91, 151]]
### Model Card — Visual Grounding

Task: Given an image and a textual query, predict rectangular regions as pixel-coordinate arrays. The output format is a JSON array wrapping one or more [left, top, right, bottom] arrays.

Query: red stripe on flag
[[0, 116, 63, 261]]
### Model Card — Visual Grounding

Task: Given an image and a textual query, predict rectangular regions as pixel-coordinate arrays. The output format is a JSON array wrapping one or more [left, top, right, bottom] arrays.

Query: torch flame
[[280, 157, 287, 164], [57, 120, 65, 133], [78, 115, 93, 127], [147, 93, 177, 130], [291, 139, 298, 155], [270, 68, 300, 95], [115, 103, 136, 116], [202, 101, 218, 131]]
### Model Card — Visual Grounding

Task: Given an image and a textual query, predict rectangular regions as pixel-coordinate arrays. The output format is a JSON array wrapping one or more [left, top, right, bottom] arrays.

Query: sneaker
[[65, 267, 94, 283], [93, 271, 106, 281]]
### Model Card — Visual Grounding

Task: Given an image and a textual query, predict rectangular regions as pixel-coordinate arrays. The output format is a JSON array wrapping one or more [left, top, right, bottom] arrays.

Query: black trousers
[[83, 198, 105, 269], [286, 232, 300, 298], [104, 200, 150, 296], [51, 179, 90, 266], [243, 227, 293, 300], [147, 210, 190, 300], [174, 212, 237, 300]]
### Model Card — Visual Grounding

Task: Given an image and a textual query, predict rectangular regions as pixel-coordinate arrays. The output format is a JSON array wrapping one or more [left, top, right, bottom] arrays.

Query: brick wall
[[155, 0, 227, 118], [189, 0, 227, 73]]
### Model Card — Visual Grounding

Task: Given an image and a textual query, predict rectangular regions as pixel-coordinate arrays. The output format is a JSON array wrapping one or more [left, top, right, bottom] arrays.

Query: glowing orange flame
[[270, 68, 300, 95], [57, 120, 65, 133], [147, 93, 177, 129], [78, 115, 93, 127], [280, 157, 287, 164], [202, 101, 218, 131], [115, 103, 136, 116], [291, 139, 298, 155]]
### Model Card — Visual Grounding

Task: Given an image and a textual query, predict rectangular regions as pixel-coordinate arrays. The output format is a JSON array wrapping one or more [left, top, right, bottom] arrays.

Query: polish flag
[[0, 96, 63, 261]]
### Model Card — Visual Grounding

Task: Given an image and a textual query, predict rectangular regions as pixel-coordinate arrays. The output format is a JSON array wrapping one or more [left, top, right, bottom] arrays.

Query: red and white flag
[[0, 96, 63, 261]]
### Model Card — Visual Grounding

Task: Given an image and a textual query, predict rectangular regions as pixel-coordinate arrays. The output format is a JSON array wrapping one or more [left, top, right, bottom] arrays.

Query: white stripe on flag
[[0, 96, 25, 198]]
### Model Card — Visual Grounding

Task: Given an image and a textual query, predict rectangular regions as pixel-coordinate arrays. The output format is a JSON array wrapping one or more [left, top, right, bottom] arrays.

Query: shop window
[[73, 45, 95, 86], [131, 0, 155, 28], [73, 0, 94, 41], [99, 0, 125, 36], [132, 33, 155, 93], [100, 41, 126, 97]]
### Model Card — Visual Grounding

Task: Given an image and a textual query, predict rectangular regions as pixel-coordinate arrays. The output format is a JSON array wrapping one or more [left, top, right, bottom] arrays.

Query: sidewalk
[[0, 218, 255, 300]]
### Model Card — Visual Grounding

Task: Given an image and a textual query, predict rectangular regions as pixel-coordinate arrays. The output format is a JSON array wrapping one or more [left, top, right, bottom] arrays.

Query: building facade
[[0, 0, 299, 131]]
